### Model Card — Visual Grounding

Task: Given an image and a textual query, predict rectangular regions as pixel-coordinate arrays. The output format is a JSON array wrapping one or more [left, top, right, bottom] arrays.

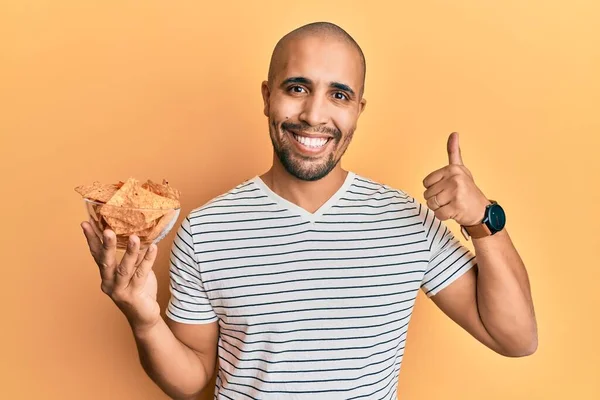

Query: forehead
[[274, 36, 363, 88]]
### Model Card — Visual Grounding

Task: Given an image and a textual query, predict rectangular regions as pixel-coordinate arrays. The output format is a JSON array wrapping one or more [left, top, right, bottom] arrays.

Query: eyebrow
[[281, 77, 356, 97]]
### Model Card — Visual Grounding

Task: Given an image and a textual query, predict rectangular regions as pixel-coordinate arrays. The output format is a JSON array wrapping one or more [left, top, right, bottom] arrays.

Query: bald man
[[82, 22, 537, 399]]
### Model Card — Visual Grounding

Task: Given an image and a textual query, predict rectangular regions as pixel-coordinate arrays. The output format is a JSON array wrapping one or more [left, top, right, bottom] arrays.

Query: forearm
[[473, 228, 538, 356], [132, 318, 210, 399]]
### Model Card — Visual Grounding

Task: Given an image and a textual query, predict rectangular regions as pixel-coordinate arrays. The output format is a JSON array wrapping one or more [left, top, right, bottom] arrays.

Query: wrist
[[460, 200, 506, 240], [131, 317, 163, 339]]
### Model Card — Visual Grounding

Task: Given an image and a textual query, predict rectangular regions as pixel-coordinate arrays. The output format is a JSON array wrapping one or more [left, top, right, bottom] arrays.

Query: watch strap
[[460, 199, 496, 241], [461, 223, 492, 240]]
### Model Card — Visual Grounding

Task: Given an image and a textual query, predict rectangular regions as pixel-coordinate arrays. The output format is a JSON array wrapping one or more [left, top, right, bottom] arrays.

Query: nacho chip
[[108, 178, 179, 209], [102, 178, 178, 223], [136, 223, 158, 238], [146, 209, 178, 242], [142, 179, 181, 201], [77, 177, 181, 249], [99, 205, 146, 228], [103, 215, 156, 235], [75, 182, 119, 203]]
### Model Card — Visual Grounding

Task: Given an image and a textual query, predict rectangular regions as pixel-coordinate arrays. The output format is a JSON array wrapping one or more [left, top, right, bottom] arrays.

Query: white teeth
[[293, 134, 328, 148]]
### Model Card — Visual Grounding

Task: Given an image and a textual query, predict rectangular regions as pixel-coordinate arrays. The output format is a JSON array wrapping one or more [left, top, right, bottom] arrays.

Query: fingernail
[[148, 245, 155, 253]]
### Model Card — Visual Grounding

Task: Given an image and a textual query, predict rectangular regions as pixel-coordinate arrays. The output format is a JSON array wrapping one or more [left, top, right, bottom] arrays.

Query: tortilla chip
[[77, 177, 181, 248], [146, 209, 178, 242], [102, 178, 178, 223], [108, 178, 179, 208], [142, 179, 181, 201], [100, 206, 146, 228], [75, 182, 119, 203], [136, 224, 158, 238], [103, 215, 156, 235]]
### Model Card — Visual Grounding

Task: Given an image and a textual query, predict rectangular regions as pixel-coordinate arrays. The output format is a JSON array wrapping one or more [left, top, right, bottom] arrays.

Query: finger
[[447, 131, 464, 166], [81, 221, 103, 257], [98, 229, 118, 282], [129, 244, 158, 291], [422, 166, 444, 188], [433, 203, 454, 221], [113, 235, 140, 291], [423, 180, 447, 201], [426, 190, 449, 211], [135, 246, 150, 268]]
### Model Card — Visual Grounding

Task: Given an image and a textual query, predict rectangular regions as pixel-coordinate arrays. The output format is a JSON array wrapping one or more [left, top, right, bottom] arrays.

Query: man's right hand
[[81, 222, 162, 334]]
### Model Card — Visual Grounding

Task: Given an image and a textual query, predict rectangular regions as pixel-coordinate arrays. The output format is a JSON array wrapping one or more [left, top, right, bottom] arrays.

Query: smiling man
[[262, 24, 366, 188], [82, 22, 537, 400]]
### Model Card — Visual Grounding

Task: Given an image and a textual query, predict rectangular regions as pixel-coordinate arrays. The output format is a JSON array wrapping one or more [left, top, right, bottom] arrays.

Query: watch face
[[487, 204, 506, 231]]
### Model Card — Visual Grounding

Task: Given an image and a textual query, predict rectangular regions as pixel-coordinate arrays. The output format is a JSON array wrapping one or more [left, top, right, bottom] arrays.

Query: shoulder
[[350, 172, 413, 201], [185, 177, 264, 221], [349, 172, 427, 216]]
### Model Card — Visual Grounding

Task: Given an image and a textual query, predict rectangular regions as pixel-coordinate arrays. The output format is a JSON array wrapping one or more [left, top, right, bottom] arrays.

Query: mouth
[[285, 130, 333, 154]]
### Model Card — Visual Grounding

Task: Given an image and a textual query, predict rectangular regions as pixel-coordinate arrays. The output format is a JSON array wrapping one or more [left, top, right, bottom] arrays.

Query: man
[[82, 22, 537, 400]]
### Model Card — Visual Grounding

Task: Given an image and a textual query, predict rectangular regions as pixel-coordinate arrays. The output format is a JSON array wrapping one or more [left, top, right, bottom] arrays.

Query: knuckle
[[451, 165, 462, 174], [451, 174, 462, 186], [134, 268, 146, 279], [116, 265, 130, 277], [100, 283, 111, 295]]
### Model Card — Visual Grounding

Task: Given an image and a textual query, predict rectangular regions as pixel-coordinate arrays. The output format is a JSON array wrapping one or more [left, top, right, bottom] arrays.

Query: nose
[[299, 94, 329, 127]]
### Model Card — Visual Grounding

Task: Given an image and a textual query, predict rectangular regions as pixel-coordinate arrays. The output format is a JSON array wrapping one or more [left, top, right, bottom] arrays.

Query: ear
[[358, 97, 367, 116], [261, 81, 270, 117]]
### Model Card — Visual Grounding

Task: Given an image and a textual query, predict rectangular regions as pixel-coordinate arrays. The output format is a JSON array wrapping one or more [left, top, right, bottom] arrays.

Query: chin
[[281, 154, 339, 182]]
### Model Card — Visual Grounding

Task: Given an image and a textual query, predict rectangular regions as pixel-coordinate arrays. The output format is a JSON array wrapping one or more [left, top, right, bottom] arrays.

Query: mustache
[[281, 121, 342, 140]]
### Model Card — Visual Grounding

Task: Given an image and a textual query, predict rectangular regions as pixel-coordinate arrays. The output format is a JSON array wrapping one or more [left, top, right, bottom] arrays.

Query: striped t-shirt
[[166, 171, 477, 400]]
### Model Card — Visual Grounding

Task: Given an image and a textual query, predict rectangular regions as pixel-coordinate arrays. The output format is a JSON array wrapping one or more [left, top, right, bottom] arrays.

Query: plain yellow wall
[[1, 1, 598, 399]]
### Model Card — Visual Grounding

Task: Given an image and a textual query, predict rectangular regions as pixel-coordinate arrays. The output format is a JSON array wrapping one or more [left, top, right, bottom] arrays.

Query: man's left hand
[[422, 132, 491, 226]]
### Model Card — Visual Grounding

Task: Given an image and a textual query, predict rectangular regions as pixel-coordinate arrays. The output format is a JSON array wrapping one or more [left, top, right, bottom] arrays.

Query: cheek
[[334, 110, 358, 136], [340, 132, 354, 149], [270, 95, 301, 120]]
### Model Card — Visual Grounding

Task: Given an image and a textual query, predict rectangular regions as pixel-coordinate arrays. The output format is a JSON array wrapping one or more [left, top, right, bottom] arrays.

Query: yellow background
[[1, 1, 598, 399]]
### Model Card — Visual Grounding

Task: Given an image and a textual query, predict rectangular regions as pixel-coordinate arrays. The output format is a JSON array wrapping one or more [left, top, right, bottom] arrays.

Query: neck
[[260, 155, 348, 214]]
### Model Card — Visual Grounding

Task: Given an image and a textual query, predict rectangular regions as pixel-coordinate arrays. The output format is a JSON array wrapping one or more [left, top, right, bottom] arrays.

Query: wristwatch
[[460, 200, 506, 240]]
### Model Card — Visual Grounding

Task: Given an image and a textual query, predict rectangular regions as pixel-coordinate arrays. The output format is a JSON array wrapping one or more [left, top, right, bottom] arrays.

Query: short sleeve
[[417, 201, 477, 297], [166, 215, 218, 324]]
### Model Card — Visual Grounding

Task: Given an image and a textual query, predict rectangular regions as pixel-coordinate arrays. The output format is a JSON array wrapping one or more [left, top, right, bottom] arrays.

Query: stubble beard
[[269, 119, 353, 182]]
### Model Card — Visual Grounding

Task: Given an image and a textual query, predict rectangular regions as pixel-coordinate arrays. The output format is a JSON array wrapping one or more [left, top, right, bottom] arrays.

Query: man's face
[[262, 36, 367, 181]]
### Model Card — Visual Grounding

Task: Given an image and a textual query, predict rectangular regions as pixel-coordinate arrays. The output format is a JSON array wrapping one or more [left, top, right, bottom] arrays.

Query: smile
[[291, 133, 331, 149]]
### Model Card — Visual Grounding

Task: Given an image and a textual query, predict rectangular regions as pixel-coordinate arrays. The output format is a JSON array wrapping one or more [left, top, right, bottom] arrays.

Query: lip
[[288, 129, 333, 140], [285, 129, 333, 155]]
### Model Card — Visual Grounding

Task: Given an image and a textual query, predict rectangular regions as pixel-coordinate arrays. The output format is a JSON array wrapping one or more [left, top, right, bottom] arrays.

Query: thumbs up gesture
[[422, 132, 491, 226]]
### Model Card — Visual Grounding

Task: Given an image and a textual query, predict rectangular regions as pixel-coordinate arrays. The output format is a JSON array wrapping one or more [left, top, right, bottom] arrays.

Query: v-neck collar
[[251, 171, 356, 223]]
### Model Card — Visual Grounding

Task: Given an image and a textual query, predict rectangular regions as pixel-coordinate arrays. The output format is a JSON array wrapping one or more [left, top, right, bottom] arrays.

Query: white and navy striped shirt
[[166, 172, 476, 400]]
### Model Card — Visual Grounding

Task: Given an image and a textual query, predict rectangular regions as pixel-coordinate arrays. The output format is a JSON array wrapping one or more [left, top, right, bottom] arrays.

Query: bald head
[[267, 22, 366, 97]]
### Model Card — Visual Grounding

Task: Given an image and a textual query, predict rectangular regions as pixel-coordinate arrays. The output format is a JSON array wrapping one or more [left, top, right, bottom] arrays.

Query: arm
[[80, 221, 219, 399], [422, 132, 537, 357], [134, 319, 219, 400], [430, 228, 537, 357]]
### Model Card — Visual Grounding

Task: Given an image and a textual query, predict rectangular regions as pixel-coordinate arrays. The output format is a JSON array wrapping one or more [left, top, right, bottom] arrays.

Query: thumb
[[447, 131, 463, 165]]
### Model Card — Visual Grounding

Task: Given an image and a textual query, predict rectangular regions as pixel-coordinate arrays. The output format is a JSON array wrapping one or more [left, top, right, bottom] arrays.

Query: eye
[[289, 85, 306, 94], [333, 92, 349, 101]]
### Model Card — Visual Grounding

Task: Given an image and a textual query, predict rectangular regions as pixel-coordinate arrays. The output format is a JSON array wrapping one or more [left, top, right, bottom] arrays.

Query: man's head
[[262, 22, 367, 181]]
